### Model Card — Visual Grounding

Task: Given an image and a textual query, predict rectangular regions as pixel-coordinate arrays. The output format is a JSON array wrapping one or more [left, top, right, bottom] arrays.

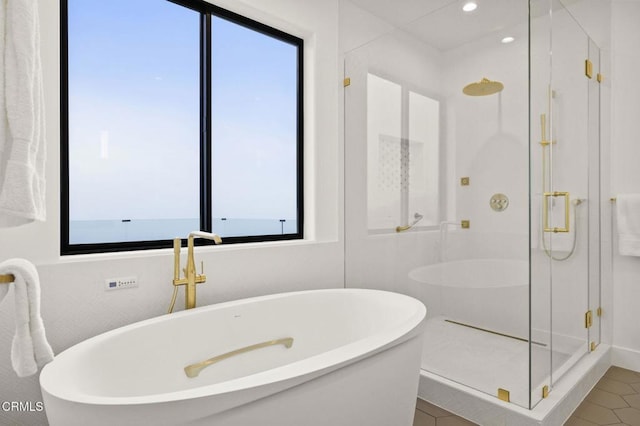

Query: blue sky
[[68, 0, 298, 222]]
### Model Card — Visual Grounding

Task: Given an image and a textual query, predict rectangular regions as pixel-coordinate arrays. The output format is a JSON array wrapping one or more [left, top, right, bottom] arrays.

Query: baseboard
[[611, 345, 640, 372]]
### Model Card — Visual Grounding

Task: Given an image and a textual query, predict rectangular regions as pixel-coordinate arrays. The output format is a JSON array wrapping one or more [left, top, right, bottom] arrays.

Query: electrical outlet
[[105, 276, 138, 291]]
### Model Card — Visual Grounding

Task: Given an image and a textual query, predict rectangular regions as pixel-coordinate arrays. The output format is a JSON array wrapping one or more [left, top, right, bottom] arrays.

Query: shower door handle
[[543, 192, 570, 233]]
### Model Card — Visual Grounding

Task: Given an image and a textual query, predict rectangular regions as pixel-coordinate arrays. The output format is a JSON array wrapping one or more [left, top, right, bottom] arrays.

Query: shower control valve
[[489, 194, 509, 212]]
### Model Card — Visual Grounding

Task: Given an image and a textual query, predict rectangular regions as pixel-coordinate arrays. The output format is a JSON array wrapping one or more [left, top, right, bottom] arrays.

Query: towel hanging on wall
[[0, 258, 54, 377], [616, 194, 640, 256], [0, 0, 46, 227]]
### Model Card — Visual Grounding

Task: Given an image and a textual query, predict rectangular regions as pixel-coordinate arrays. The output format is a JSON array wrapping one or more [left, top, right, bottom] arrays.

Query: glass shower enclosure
[[344, 0, 602, 410]]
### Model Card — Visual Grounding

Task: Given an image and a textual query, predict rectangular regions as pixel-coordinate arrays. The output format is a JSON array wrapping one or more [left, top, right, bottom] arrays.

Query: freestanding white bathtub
[[40, 288, 426, 426]]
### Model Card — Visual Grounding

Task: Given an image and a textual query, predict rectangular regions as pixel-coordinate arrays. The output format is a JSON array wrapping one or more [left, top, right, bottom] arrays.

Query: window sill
[[55, 238, 331, 265]]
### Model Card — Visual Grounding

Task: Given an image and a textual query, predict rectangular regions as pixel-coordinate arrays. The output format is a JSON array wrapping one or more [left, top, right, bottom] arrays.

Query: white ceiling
[[347, 0, 582, 51], [348, 0, 455, 29]]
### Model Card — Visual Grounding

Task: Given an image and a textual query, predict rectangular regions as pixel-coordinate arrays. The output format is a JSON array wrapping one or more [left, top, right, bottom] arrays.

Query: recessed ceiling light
[[462, 2, 478, 12], [501, 36, 515, 44]]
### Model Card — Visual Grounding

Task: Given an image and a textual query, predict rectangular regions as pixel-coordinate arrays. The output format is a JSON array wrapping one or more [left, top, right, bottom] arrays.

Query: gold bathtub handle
[[184, 337, 294, 378], [543, 191, 570, 233]]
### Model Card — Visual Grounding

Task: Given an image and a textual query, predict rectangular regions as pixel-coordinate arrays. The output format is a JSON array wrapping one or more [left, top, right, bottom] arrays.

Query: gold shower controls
[[461, 177, 470, 186], [461, 220, 470, 229], [490, 194, 509, 212]]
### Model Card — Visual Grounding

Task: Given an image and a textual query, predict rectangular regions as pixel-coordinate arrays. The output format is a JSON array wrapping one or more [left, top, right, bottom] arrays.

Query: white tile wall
[[0, 0, 343, 425]]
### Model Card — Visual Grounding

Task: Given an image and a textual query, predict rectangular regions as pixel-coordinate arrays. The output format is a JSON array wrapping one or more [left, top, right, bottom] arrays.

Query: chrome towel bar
[[184, 337, 294, 378]]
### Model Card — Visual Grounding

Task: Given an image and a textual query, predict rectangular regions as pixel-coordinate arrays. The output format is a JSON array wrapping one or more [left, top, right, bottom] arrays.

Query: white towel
[[616, 194, 640, 256], [0, 258, 54, 377], [0, 0, 46, 227]]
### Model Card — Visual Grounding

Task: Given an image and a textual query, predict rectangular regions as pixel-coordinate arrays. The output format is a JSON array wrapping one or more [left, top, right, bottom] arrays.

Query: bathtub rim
[[40, 288, 426, 407]]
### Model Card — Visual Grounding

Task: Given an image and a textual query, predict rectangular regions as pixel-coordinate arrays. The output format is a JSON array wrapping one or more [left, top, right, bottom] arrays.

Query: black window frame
[[60, 0, 304, 255]]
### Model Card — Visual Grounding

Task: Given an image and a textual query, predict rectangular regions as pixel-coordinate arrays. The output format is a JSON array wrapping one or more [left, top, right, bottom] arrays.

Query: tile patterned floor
[[566, 366, 640, 426], [413, 366, 640, 426], [413, 398, 478, 426]]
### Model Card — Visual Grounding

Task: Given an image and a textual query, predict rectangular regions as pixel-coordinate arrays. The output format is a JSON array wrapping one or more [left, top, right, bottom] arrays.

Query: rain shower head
[[463, 78, 504, 96]]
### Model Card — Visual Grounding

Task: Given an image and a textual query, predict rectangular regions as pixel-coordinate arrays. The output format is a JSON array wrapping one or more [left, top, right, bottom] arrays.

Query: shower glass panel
[[529, 0, 553, 409], [547, 0, 591, 390], [530, 0, 601, 404], [344, 0, 600, 412], [587, 38, 602, 355]]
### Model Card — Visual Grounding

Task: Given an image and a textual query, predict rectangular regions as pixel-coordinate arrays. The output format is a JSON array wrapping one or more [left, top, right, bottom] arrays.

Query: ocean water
[[69, 218, 298, 244]]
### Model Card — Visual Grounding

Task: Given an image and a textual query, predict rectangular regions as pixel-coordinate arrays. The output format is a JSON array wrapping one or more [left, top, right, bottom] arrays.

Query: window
[[61, 0, 303, 254]]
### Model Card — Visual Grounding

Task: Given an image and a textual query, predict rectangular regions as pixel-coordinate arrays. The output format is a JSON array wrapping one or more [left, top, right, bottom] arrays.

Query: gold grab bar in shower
[[543, 192, 570, 233], [396, 213, 424, 233], [0, 274, 15, 284], [184, 337, 294, 378]]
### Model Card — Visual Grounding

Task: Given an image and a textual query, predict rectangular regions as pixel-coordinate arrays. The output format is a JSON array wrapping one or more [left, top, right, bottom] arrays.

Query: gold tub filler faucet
[[168, 231, 222, 313]]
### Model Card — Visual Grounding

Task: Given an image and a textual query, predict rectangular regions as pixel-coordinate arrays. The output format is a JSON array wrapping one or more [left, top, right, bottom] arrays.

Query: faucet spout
[[168, 231, 222, 313], [189, 231, 222, 244]]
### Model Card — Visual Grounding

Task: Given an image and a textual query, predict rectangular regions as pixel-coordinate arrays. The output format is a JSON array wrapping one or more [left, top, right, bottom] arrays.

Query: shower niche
[[344, 0, 604, 418]]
